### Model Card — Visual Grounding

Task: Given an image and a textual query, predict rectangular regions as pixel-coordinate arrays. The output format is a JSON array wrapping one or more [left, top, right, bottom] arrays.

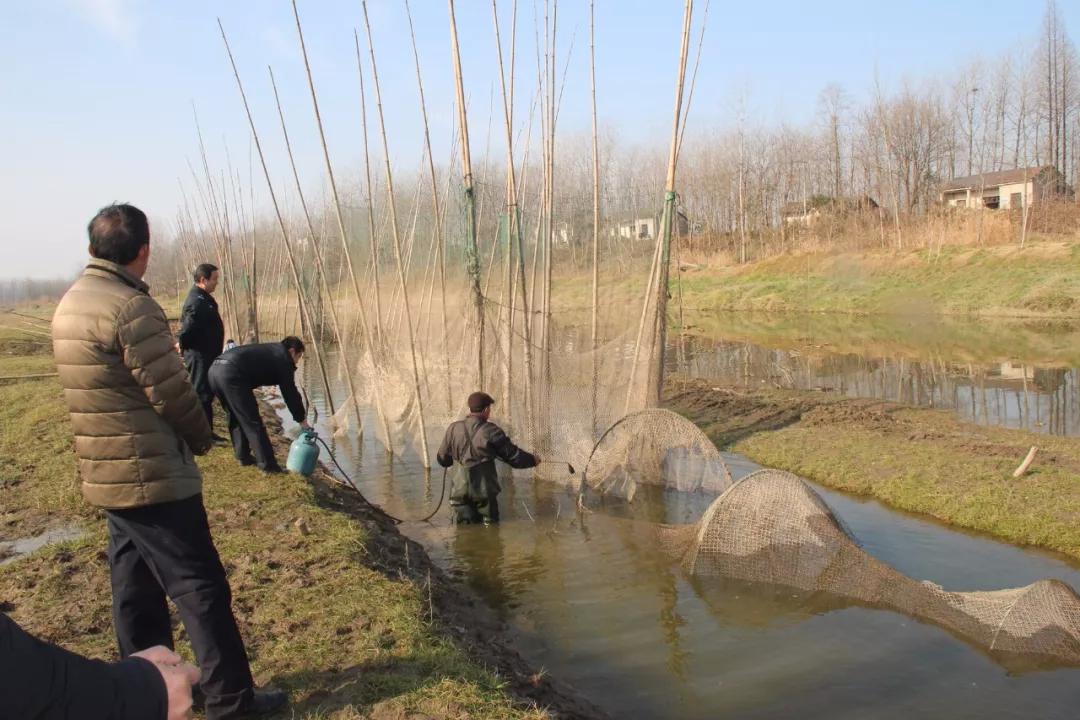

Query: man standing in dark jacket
[[209, 337, 310, 473], [0, 611, 199, 719], [437, 392, 540, 524], [178, 263, 225, 438]]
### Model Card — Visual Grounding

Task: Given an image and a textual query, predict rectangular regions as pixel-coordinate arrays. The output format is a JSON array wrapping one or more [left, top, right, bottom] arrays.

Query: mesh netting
[[581, 408, 732, 500], [663, 469, 1080, 667]]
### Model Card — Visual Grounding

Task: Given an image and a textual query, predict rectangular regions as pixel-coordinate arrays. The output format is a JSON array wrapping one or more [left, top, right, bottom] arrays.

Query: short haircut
[[87, 204, 149, 265], [282, 336, 306, 355], [467, 391, 495, 413], [194, 263, 218, 282]]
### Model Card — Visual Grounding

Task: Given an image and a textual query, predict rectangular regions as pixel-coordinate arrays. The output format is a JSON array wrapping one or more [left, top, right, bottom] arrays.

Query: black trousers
[[208, 364, 279, 471], [105, 494, 253, 719], [183, 349, 216, 430]]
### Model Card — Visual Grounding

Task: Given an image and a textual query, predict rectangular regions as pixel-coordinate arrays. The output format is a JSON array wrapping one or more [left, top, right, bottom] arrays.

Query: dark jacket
[[52, 260, 211, 509], [437, 415, 538, 470], [437, 415, 537, 505], [0, 612, 166, 719], [211, 342, 306, 422], [177, 285, 224, 359]]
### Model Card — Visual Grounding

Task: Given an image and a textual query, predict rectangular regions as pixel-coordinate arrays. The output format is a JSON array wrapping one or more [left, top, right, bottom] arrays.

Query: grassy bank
[[666, 377, 1080, 562], [0, 342, 600, 719], [553, 237, 1080, 321]]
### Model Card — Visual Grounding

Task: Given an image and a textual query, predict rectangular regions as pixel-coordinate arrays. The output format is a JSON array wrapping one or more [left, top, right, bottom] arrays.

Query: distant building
[[780, 195, 879, 226], [609, 209, 690, 241], [938, 166, 1071, 210]]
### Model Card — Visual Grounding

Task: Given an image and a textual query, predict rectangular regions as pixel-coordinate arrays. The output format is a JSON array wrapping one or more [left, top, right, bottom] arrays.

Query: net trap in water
[[579, 410, 1080, 670]]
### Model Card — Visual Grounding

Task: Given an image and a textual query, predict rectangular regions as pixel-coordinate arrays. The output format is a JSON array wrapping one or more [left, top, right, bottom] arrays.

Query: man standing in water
[[209, 337, 310, 473], [437, 392, 540, 525], [178, 263, 225, 440], [52, 203, 286, 718]]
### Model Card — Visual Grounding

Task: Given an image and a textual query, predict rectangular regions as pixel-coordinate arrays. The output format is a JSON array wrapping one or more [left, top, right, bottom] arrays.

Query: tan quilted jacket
[[52, 259, 212, 509]]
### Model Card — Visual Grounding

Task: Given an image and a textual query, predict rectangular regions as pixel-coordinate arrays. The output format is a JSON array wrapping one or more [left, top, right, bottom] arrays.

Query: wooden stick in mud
[[217, 18, 337, 416], [492, 0, 535, 428], [352, 31, 386, 357], [268, 65, 365, 435], [361, 0, 431, 468], [404, 0, 453, 415], [191, 109, 242, 342], [290, 2, 396, 444], [448, 0, 486, 392], [588, 0, 601, 434], [1012, 446, 1038, 478]]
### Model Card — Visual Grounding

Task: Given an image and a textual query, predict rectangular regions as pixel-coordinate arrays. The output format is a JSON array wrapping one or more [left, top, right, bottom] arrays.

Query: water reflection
[[673, 313, 1080, 436], [289, 342, 1080, 719]]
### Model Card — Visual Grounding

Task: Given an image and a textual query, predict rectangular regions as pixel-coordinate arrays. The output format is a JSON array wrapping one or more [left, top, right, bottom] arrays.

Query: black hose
[[312, 435, 448, 525]]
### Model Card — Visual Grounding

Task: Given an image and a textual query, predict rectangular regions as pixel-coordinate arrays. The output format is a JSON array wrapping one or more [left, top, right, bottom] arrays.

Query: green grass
[[0, 349, 547, 719]]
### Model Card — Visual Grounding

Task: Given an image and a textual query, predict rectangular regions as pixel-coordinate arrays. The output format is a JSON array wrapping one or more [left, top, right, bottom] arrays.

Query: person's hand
[[532, 454, 541, 466], [132, 646, 201, 720], [174, 342, 182, 355], [300, 420, 312, 431]]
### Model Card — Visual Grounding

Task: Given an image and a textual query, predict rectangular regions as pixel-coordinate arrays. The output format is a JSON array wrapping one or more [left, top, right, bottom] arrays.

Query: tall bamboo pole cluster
[[626, 0, 696, 412], [168, 1, 708, 474]]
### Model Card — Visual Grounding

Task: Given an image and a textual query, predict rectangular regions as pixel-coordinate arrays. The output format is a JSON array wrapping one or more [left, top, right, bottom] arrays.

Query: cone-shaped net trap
[[584, 411, 1080, 669]]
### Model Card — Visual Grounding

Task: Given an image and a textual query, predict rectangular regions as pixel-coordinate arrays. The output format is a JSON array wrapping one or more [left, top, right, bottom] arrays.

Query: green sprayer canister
[[287, 429, 319, 476]]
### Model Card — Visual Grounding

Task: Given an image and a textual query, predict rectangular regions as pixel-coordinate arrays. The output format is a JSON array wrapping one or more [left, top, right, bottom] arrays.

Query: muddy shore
[[261, 406, 609, 719], [665, 375, 1080, 562]]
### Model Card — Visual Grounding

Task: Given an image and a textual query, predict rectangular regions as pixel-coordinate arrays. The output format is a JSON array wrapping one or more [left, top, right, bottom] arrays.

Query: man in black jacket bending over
[[209, 336, 310, 473], [178, 263, 225, 438], [437, 392, 540, 524]]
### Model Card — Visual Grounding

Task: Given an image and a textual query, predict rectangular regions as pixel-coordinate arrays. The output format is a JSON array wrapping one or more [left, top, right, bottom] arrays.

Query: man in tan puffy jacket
[[52, 204, 286, 719]]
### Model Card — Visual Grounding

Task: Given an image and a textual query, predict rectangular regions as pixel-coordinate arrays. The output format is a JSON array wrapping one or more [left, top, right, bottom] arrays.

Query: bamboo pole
[[404, 0, 453, 415], [588, 0, 601, 434], [268, 65, 365, 435], [448, 0, 486, 392], [361, 0, 431, 468], [492, 0, 534, 429], [353, 31, 386, 356], [191, 109, 242, 341], [649, 0, 695, 406], [217, 19, 336, 417], [291, 0, 392, 440]]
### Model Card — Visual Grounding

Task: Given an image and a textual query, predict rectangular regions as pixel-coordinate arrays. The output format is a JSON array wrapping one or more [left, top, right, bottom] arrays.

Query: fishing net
[[569, 405, 1080, 667], [581, 408, 732, 500], [662, 468, 1080, 667]]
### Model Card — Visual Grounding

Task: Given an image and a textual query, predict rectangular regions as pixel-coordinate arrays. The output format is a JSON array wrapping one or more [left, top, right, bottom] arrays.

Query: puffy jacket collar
[[85, 259, 150, 295]]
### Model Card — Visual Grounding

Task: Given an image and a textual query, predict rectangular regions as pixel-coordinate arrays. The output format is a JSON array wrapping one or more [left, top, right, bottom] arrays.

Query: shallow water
[[282, 314, 1080, 718], [278, 310, 1080, 720], [0, 525, 85, 565], [672, 312, 1080, 437]]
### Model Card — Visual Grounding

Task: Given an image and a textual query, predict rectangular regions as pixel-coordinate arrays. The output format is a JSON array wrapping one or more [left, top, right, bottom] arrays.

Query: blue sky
[[2, 0, 1076, 279]]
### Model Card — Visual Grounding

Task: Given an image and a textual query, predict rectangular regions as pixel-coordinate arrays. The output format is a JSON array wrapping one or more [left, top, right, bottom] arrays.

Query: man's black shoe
[[260, 466, 286, 476], [240, 688, 288, 717], [212, 433, 228, 443]]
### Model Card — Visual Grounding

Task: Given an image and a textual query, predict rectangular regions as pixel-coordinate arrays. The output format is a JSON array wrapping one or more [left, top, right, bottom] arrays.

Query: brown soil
[[663, 377, 823, 446]]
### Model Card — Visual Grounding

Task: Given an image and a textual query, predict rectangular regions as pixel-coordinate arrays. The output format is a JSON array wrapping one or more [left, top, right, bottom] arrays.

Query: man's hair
[[467, 391, 495, 413], [282, 336, 306, 355], [87, 204, 149, 265], [193, 263, 218, 282]]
